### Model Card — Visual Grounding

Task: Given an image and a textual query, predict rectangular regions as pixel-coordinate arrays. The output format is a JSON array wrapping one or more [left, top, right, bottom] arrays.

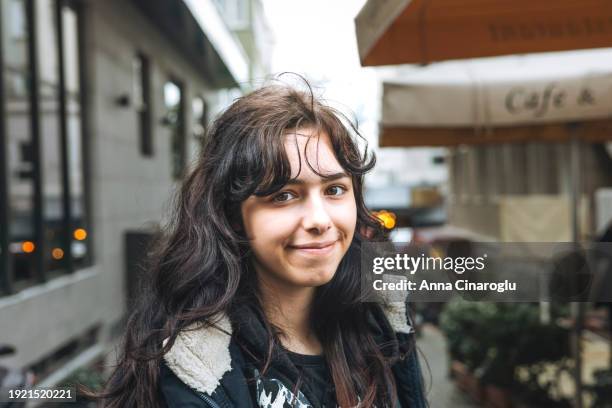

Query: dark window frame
[[135, 52, 153, 157], [0, 0, 91, 296], [0, 0, 10, 293]]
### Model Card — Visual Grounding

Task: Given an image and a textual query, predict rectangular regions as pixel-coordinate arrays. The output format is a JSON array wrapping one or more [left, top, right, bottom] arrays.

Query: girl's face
[[241, 128, 357, 290]]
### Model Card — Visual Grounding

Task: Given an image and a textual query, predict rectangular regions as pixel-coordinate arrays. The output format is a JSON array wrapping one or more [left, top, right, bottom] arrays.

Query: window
[[191, 96, 207, 151], [61, 3, 89, 270], [133, 53, 152, 157], [0, 0, 89, 295], [163, 80, 185, 180], [213, 0, 249, 30], [2, 0, 35, 285], [37, 0, 65, 275]]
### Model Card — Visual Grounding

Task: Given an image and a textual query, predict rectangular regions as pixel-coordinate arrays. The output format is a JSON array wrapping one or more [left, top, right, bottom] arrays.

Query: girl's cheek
[[326, 209, 354, 239], [257, 207, 299, 233]]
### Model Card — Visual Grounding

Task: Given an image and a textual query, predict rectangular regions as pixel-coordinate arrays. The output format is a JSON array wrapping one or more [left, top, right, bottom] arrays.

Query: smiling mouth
[[288, 240, 338, 255]]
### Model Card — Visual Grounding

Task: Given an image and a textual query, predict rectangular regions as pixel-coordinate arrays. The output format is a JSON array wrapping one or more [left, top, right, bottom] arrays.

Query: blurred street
[[417, 324, 477, 408]]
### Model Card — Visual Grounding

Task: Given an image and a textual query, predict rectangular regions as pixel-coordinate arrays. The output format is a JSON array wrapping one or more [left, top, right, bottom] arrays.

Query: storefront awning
[[355, 0, 612, 66], [379, 49, 612, 146]]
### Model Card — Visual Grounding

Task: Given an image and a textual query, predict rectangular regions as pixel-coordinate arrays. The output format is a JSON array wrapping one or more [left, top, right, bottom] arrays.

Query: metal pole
[[0, 0, 13, 294], [569, 123, 584, 408], [26, 0, 46, 283], [56, 0, 74, 274]]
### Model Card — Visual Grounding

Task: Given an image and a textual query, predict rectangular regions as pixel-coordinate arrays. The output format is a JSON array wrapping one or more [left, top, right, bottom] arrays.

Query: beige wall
[[447, 142, 612, 241]]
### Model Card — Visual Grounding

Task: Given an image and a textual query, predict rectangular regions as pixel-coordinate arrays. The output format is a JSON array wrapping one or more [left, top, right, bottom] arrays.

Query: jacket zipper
[[197, 392, 222, 408]]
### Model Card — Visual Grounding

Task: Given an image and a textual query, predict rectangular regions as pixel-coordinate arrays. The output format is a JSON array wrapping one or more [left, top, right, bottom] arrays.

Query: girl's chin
[[289, 268, 338, 288]]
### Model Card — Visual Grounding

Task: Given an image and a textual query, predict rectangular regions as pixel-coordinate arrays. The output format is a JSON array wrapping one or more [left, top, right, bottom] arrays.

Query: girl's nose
[[301, 196, 332, 234]]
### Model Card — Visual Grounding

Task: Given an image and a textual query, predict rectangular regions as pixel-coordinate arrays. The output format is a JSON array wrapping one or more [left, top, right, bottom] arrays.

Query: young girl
[[98, 82, 427, 407]]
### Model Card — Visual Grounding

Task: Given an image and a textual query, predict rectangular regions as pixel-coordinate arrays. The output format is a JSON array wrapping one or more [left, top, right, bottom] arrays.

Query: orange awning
[[355, 0, 612, 66]]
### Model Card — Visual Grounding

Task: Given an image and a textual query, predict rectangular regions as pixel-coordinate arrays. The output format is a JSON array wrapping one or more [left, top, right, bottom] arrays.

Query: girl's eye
[[273, 191, 296, 203], [326, 185, 347, 196]]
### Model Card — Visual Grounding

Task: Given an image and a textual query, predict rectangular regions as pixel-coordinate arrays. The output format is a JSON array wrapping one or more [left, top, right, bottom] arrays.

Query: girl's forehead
[[283, 130, 344, 179]]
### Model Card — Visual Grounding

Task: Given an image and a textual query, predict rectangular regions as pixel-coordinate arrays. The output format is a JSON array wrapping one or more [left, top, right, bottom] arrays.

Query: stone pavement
[[416, 324, 477, 408]]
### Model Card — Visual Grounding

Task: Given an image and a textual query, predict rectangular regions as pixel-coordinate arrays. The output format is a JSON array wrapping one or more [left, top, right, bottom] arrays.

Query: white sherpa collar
[[163, 315, 233, 396], [162, 305, 412, 396], [381, 274, 415, 334], [384, 300, 415, 335]]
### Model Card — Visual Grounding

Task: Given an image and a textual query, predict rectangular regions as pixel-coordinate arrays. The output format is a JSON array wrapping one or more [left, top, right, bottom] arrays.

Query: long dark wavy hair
[[95, 80, 404, 407]]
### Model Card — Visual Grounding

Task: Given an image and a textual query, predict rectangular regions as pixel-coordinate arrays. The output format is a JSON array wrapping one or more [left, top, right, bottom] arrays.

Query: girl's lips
[[288, 240, 338, 255]]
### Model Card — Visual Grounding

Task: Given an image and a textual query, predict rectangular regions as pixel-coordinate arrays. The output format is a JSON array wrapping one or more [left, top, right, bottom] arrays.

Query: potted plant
[[440, 299, 497, 403], [440, 300, 572, 408]]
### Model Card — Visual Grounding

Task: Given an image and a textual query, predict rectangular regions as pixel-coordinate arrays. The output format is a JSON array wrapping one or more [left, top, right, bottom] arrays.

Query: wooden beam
[[380, 119, 612, 147]]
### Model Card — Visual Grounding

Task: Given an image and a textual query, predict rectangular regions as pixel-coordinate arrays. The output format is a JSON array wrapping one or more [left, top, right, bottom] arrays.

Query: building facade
[[0, 0, 269, 384], [213, 0, 273, 86]]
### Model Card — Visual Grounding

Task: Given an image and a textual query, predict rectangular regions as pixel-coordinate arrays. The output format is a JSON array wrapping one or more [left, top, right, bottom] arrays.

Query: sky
[[260, 0, 448, 189], [261, 0, 377, 129]]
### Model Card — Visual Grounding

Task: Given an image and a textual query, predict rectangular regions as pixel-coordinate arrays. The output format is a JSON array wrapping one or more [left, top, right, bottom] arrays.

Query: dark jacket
[[159, 302, 428, 407]]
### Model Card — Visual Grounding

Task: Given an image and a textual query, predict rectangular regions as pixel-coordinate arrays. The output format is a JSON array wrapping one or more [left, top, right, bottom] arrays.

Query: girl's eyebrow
[[285, 172, 350, 185]]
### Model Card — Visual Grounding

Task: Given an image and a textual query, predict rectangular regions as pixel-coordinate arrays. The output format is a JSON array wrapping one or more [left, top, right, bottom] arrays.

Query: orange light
[[22, 241, 35, 253], [375, 210, 397, 230], [73, 228, 87, 241], [52, 248, 64, 260], [382, 215, 396, 229]]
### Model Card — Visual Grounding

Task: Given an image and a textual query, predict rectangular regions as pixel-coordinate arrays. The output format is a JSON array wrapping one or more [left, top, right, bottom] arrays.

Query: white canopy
[[382, 49, 612, 128]]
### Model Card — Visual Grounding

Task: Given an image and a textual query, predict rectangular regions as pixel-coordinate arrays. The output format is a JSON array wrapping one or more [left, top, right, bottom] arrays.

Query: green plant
[[585, 368, 612, 408], [439, 298, 496, 371], [440, 299, 573, 406]]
